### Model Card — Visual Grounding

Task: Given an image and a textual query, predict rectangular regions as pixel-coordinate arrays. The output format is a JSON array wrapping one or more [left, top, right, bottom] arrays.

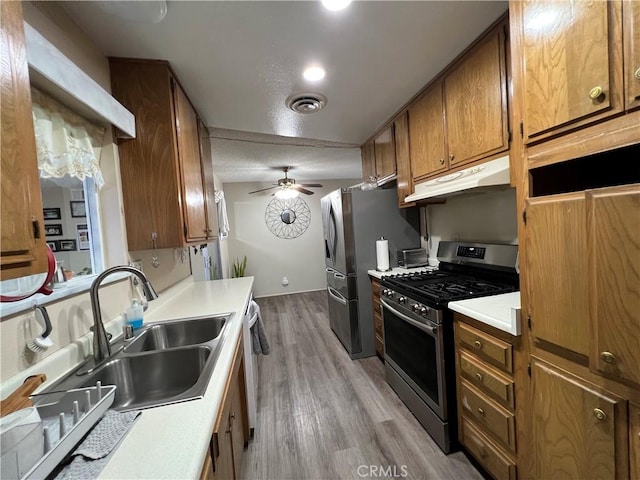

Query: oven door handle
[[381, 299, 438, 336]]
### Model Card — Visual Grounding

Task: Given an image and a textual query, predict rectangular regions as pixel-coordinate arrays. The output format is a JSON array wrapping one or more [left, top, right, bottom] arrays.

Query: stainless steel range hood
[[405, 155, 510, 202]]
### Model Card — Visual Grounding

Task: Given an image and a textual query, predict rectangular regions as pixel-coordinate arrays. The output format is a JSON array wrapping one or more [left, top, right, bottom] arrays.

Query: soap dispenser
[[126, 299, 144, 330]]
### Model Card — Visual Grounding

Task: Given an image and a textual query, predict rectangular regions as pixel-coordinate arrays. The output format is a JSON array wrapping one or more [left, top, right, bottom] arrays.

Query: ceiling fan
[[248, 167, 323, 199]]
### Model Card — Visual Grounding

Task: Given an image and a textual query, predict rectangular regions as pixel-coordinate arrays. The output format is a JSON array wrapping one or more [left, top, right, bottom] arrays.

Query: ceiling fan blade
[[293, 186, 314, 195], [298, 183, 323, 188], [248, 185, 278, 194]]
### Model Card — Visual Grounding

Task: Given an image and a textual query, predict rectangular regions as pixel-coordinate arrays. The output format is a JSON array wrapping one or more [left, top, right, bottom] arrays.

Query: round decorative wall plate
[[265, 197, 311, 239]]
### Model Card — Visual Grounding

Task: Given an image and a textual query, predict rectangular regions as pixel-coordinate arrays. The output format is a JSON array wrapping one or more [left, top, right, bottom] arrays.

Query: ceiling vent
[[286, 93, 327, 114]]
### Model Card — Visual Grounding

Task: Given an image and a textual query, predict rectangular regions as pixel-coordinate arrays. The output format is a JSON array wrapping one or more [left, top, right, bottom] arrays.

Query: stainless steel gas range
[[380, 241, 519, 453]]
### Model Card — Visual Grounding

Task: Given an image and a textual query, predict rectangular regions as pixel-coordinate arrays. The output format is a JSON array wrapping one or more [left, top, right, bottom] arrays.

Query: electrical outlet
[[282, 276, 289, 286]]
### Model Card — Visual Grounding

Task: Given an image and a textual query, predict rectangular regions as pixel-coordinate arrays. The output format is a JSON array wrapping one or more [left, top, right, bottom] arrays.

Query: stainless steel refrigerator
[[321, 186, 420, 359]]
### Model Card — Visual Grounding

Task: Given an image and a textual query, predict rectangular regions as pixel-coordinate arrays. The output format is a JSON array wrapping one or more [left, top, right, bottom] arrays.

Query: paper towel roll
[[376, 238, 390, 271]]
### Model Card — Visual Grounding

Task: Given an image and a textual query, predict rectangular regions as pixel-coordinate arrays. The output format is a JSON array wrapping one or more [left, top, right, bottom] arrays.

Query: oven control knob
[[420, 307, 428, 315], [398, 296, 407, 304], [386, 290, 394, 297], [412, 303, 420, 312]]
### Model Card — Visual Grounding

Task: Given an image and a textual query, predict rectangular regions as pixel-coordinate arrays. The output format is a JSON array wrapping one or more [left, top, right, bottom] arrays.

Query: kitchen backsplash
[[421, 188, 518, 259]]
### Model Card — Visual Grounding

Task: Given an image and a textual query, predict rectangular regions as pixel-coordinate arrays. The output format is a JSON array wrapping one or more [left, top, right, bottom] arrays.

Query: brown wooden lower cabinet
[[455, 316, 518, 478], [531, 358, 629, 479], [631, 403, 640, 479], [370, 278, 384, 359], [201, 332, 249, 480]]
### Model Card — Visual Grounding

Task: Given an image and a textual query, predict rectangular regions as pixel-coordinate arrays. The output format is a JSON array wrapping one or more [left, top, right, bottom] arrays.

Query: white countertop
[[367, 266, 435, 280], [448, 291, 521, 336], [1, 276, 254, 479]]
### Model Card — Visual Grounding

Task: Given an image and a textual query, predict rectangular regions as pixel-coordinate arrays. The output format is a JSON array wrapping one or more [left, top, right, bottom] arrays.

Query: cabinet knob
[[474, 340, 482, 349], [439, 158, 445, 165], [475, 372, 483, 382], [601, 351, 616, 364], [635, 67, 640, 80], [449, 153, 455, 161], [477, 407, 485, 416], [589, 86, 604, 100], [593, 408, 607, 421], [479, 449, 488, 459]]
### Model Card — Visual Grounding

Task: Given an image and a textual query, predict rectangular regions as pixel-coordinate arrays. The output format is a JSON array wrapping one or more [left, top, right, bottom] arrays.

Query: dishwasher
[[242, 298, 259, 434]]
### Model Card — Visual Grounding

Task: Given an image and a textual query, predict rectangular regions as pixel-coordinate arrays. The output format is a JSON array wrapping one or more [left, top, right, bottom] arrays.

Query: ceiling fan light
[[275, 188, 299, 200]]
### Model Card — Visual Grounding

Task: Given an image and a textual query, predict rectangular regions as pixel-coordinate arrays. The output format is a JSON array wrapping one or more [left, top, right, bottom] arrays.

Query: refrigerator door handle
[[327, 287, 347, 306], [333, 272, 346, 279]]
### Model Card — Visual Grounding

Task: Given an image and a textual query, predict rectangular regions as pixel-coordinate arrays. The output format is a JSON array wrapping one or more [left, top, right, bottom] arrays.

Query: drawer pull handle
[[439, 158, 445, 165], [635, 67, 640, 80], [589, 86, 604, 100], [601, 352, 616, 364], [593, 408, 607, 421], [477, 407, 485, 416], [449, 153, 455, 161], [479, 448, 488, 459], [474, 340, 482, 349], [475, 372, 483, 382]]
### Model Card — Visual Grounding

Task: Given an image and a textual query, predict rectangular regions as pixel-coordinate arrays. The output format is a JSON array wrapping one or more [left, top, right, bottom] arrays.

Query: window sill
[[0, 272, 129, 319]]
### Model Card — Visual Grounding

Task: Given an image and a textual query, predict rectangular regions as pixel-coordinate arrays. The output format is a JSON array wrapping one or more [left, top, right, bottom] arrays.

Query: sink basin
[[79, 346, 211, 410], [44, 313, 233, 411], [124, 315, 227, 353]]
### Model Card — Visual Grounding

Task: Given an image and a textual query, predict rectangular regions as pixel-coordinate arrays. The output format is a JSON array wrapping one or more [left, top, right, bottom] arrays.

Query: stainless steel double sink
[[46, 314, 232, 411]]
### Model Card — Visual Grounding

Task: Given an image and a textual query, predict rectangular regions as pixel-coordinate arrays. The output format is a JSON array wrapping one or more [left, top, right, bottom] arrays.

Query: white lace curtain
[[31, 87, 106, 190]]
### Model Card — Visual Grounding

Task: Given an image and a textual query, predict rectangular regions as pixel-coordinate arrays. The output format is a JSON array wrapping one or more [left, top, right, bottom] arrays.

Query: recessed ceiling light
[[321, 0, 351, 11], [303, 66, 326, 82]]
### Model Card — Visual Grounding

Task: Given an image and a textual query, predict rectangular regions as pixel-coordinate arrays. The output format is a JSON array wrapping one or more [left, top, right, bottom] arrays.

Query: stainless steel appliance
[[321, 187, 420, 359], [397, 248, 429, 268], [380, 241, 519, 453]]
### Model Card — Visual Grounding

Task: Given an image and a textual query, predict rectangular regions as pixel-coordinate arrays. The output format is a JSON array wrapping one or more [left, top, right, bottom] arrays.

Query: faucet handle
[[89, 325, 113, 342]]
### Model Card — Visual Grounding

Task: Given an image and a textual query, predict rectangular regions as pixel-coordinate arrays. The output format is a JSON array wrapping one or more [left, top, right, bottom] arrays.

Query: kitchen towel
[[215, 190, 230, 237], [250, 300, 270, 355], [376, 237, 390, 271], [55, 410, 140, 480]]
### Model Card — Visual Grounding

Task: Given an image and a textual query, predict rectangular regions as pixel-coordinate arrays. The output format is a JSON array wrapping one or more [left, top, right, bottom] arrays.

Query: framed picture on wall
[[59, 239, 77, 251], [46, 241, 59, 252], [45, 224, 63, 236], [70, 189, 85, 201], [70, 201, 86, 218], [76, 224, 90, 251], [43, 208, 61, 220]]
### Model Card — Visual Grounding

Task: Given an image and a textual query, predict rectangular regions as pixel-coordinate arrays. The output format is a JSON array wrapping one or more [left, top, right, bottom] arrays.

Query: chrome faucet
[[90, 266, 159, 363]]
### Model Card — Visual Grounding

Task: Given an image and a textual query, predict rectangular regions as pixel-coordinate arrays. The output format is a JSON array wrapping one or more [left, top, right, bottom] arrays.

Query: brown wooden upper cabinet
[[514, 0, 626, 142], [625, 0, 640, 111], [409, 22, 508, 182], [199, 120, 219, 240], [394, 111, 414, 207], [0, 1, 49, 281], [360, 126, 396, 185], [110, 59, 217, 250]]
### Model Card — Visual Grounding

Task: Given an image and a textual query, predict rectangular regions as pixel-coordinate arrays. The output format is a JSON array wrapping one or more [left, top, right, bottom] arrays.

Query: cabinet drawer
[[460, 380, 516, 450], [458, 322, 513, 373], [374, 312, 383, 337], [371, 280, 381, 296], [462, 417, 516, 480], [459, 351, 514, 409]]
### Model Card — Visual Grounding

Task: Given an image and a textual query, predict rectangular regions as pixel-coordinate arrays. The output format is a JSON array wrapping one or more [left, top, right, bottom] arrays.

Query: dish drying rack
[[23, 383, 115, 479]]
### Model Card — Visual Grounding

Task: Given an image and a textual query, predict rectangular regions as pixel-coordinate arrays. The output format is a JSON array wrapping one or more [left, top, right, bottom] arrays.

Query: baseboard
[[253, 288, 325, 299]]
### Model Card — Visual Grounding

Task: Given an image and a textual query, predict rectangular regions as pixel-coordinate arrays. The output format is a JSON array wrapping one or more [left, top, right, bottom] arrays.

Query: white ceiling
[[60, 0, 508, 183]]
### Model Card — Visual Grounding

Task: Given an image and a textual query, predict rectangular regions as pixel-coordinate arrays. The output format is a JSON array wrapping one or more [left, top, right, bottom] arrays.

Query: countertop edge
[[448, 292, 521, 336]]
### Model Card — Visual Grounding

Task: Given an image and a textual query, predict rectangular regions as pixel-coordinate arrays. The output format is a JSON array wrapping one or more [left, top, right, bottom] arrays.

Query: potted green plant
[[231, 256, 247, 278]]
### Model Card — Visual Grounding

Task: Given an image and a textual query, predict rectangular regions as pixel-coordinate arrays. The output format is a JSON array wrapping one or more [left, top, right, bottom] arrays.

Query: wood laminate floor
[[240, 291, 483, 480]]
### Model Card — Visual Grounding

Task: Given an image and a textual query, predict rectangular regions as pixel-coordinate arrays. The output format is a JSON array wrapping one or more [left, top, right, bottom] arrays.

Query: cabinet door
[[409, 83, 446, 179], [631, 403, 640, 479], [361, 141, 376, 182], [213, 423, 234, 480], [198, 119, 218, 240], [625, 0, 640, 110], [0, 1, 48, 280], [394, 112, 413, 206], [588, 184, 640, 386], [230, 372, 246, 478], [520, 0, 623, 139], [532, 360, 629, 479], [526, 192, 589, 356], [374, 125, 396, 180], [445, 27, 508, 166], [173, 80, 207, 243]]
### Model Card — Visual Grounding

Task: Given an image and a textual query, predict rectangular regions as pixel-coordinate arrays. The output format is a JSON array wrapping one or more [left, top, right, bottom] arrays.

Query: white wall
[[422, 188, 518, 259], [223, 179, 359, 297]]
